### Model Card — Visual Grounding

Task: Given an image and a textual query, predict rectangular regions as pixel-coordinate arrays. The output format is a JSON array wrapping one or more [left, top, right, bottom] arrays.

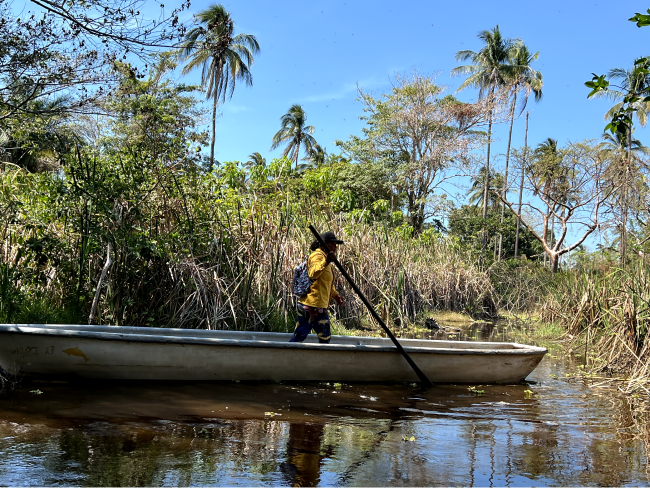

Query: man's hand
[[334, 295, 344, 306]]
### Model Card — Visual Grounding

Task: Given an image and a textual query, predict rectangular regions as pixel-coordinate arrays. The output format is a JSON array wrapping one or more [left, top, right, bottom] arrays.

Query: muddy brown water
[[0, 324, 648, 486]]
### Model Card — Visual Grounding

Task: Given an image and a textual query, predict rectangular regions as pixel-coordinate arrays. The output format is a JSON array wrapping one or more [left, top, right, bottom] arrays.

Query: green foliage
[[630, 10, 650, 27], [448, 204, 542, 262], [301, 159, 394, 214], [338, 72, 490, 233], [586, 13, 650, 137], [585, 74, 609, 98], [102, 64, 208, 168]]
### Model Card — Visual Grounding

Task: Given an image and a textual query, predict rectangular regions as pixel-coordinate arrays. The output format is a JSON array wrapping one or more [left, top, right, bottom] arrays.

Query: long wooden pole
[[309, 225, 434, 387]]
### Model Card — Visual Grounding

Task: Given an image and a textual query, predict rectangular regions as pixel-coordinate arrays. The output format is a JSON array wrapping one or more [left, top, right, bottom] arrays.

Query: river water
[[0, 328, 648, 486]]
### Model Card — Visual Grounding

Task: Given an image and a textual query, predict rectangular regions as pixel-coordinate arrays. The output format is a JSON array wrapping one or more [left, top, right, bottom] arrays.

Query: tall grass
[[541, 263, 650, 393], [114, 211, 498, 331], [0, 166, 496, 332]]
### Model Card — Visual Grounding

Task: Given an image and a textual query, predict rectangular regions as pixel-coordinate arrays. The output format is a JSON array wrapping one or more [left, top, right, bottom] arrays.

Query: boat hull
[[0, 325, 547, 384]]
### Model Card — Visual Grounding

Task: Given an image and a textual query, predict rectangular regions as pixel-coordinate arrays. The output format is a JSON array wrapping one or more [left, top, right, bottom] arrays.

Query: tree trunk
[[481, 103, 494, 265], [514, 112, 528, 259], [550, 213, 555, 261], [498, 93, 517, 262], [89, 241, 113, 325], [482, 114, 492, 221], [549, 251, 559, 273], [409, 202, 425, 235], [292, 135, 303, 171], [621, 126, 632, 267], [210, 95, 218, 170]]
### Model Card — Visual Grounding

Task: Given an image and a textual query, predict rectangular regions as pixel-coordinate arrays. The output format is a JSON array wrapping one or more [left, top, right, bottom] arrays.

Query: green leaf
[[629, 11, 650, 27], [585, 74, 608, 98]]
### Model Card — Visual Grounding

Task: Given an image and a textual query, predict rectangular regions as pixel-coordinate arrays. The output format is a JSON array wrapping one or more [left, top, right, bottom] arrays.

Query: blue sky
[[176, 0, 650, 173]]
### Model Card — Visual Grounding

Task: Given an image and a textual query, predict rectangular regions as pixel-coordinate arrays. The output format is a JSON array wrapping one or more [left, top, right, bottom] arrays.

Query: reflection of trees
[[0, 419, 289, 486], [2, 387, 650, 486], [509, 402, 646, 486], [321, 419, 436, 486]]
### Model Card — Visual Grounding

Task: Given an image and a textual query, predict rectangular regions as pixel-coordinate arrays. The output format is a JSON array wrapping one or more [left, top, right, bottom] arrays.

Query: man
[[290, 231, 344, 343]]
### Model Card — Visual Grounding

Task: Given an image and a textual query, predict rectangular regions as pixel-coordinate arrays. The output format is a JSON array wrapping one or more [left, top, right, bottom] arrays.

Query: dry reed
[[153, 211, 498, 332], [542, 265, 650, 394]]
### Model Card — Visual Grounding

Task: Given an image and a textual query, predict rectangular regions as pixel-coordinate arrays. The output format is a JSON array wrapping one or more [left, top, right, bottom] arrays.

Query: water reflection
[[0, 355, 648, 486], [280, 422, 324, 486], [400, 319, 529, 343]]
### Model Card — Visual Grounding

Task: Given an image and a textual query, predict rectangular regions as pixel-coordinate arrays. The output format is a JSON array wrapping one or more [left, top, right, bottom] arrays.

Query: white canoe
[[0, 324, 547, 384]]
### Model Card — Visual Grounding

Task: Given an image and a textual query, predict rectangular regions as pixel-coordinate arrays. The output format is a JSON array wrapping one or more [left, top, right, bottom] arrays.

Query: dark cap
[[321, 231, 344, 244]]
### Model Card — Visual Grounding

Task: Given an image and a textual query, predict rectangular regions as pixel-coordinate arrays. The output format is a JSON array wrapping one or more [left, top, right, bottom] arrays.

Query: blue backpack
[[292, 260, 313, 296]]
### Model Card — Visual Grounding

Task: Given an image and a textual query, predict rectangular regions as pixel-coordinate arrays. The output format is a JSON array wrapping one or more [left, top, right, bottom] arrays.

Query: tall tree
[[179, 4, 259, 168], [270, 104, 318, 169], [452, 26, 518, 260], [514, 112, 529, 259], [589, 58, 650, 264], [2, 0, 188, 123], [468, 167, 503, 209], [244, 152, 266, 170], [338, 72, 494, 234], [598, 131, 650, 261], [530, 138, 568, 268], [499, 142, 611, 272], [498, 43, 543, 260]]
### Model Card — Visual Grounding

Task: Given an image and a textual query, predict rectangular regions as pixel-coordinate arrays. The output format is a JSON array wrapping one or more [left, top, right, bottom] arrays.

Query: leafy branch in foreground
[[629, 9, 650, 27], [586, 11, 650, 138]]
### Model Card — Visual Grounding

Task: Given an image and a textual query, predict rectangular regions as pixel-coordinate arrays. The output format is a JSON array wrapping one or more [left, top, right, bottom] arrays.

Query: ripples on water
[[0, 327, 649, 486]]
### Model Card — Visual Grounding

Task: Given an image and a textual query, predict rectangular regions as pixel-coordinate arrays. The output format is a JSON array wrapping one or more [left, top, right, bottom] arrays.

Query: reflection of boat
[[0, 324, 547, 384]]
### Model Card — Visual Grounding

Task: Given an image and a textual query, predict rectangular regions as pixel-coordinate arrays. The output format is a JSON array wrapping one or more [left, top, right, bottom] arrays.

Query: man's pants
[[289, 303, 331, 343]]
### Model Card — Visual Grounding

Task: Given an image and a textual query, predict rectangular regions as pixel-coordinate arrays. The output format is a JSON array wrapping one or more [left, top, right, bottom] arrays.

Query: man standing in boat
[[290, 231, 344, 343]]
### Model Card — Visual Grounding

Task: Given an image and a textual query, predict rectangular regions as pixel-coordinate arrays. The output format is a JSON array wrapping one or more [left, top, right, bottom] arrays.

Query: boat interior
[[2, 324, 535, 350]]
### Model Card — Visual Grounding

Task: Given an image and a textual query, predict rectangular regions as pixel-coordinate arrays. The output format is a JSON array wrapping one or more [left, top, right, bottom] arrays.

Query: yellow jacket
[[298, 249, 339, 308]]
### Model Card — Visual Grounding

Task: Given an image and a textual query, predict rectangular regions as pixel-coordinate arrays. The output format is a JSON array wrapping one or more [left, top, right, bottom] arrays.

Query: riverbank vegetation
[[3, 1, 650, 391]]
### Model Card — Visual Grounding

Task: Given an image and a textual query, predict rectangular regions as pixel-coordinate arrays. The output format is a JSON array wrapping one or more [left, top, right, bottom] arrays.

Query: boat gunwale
[[0, 325, 548, 356]]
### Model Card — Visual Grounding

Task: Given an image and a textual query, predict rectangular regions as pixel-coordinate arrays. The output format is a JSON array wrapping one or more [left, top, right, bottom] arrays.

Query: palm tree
[[590, 58, 650, 264], [244, 151, 266, 170], [532, 138, 563, 200], [1, 88, 75, 172], [178, 4, 260, 168], [468, 167, 503, 209], [514, 112, 529, 259], [598, 131, 650, 262], [303, 143, 327, 167], [598, 131, 648, 157], [596, 58, 650, 127], [498, 43, 543, 260], [270, 104, 318, 169], [452, 26, 519, 260]]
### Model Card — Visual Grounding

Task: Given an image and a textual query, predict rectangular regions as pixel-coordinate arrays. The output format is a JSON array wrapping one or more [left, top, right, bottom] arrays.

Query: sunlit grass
[[428, 310, 474, 326]]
